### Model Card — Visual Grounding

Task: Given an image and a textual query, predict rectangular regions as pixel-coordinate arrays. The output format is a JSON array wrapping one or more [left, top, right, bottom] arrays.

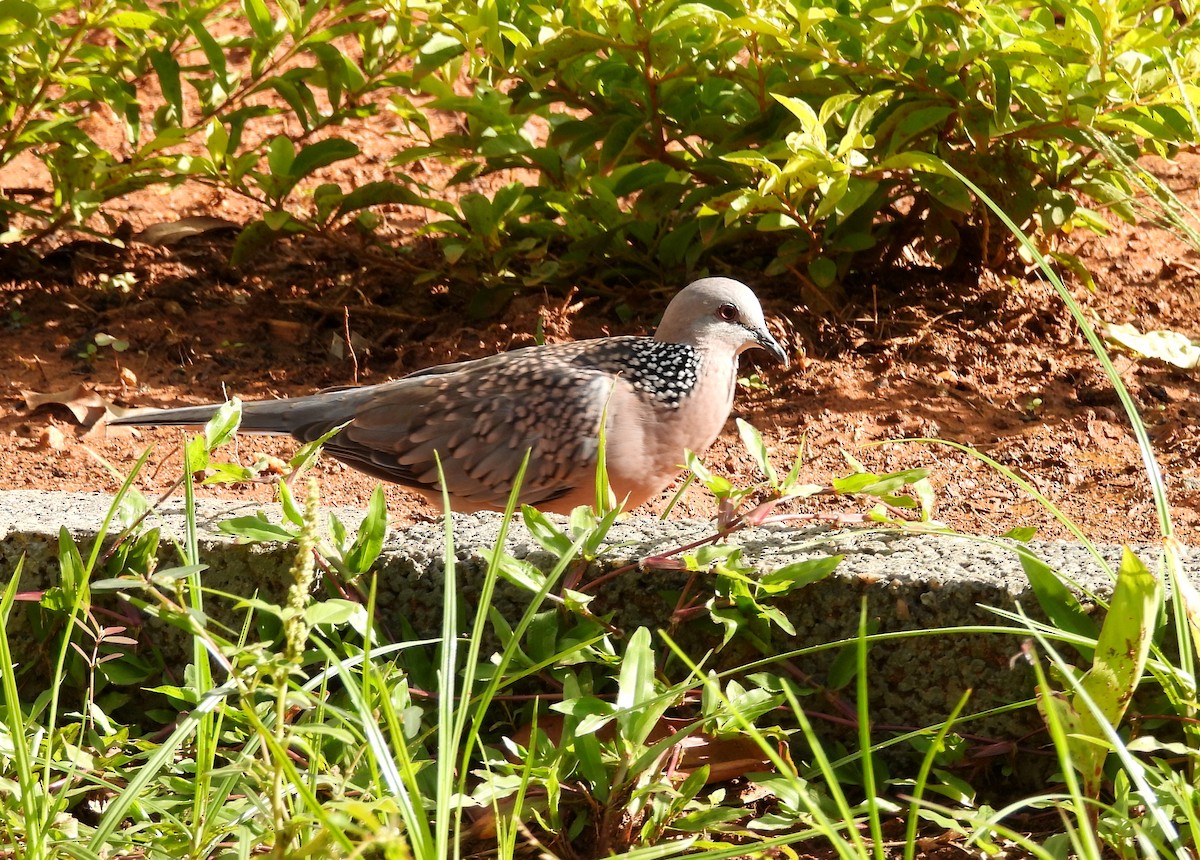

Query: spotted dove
[[110, 278, 787, 512]]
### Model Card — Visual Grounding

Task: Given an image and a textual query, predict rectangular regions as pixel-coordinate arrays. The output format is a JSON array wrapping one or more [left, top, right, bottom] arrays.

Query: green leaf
[[458, 193, 496, 238], [1066, 547, 1160, 793], [201, 462, 256, 484], [612, 161, 673, 196], [760, 555, 841, 590], [813, 173, 849, 222], [1051, 251, 1097, 294], [573, 727, 608, 799], [1081, 548, 1158, 720], [686, 450, 732, 496], [288, 420, 349, 475], [188, 19, 230, 97], [204, 398, 242, 451], [262, 210, 297, 231], [913, 477, 935, 521], [344, 486, 388, 573], [185, 436, 208, 475], [551, 695, 615, 727], [231, 220, 280, 267], [827, 641, 858, 690], [990, 59, 1012, 126], [832, 177, 881, 222], [267, 135, 295, 177], [305, 599, 363, 627], [150, 49, 183, 121], [279, 480, 304, 526], [267, 77, 314, 132], [57, 527, 87, 606], [313, 182, 344, 222], [478, 132, 532, 158], [1016, 549, 1098, 645], [897, 105, 955, 139], [149, 564, 207, 583], [328, 512, 347, 549], [833, 468, 929, 496], [218, 515, 297, 543], [414, 32, 464, 79], [335, 181, 448, 218], [615, 627, 657, 746], [522, 506, 573, 556], [807, 256, 837, 288], [756, 212, 801, 232], [98, 656, 154, 685], [479, 549, 548, 592], [922, 174, 974, 214], [582, 504, 621, 559], [204, 118, 229, 163], [108, 10, 158, 29], [736, 418, 776, 485], [773, 93, 822, 137], [92, 568, 167, 592], [242, 0, 274, 39], [599, 116, 642, 172], [0, 0, 39, 32], [290, 138, 359, 180], [657, 220, 701, 267], [876, 151, 958, 179]]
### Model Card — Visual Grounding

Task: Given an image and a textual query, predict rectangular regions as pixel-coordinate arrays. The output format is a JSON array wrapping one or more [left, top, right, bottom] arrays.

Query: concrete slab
[[1, 489, 1192, 761]]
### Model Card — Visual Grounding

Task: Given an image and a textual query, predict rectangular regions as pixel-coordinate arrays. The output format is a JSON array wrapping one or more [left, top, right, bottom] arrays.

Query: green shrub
[[405, 0, 1200, 286], [0, 0, 438, 255], [2, 0, 1197, 292]]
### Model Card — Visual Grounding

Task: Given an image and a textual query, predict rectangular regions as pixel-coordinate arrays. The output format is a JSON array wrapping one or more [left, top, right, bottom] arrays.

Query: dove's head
[[655, 278, 788, 367]]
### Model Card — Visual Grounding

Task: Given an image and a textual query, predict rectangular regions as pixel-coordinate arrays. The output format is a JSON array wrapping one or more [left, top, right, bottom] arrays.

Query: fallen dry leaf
[[266, 319, 306, 344], [22, 385, 131, 428], [1105, 322, 1200, 369], [133, 216, 240, 246]]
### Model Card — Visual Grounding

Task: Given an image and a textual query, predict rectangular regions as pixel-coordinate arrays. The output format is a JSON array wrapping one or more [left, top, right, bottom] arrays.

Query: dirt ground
[[2, 114, 1199, 547]]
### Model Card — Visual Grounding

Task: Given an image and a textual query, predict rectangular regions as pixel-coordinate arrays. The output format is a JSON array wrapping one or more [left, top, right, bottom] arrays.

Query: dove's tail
[[108, 390, 367, 438]]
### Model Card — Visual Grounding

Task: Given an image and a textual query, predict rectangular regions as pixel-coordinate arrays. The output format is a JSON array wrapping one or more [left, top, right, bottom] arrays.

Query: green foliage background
[[1, 0, 1197, 290]]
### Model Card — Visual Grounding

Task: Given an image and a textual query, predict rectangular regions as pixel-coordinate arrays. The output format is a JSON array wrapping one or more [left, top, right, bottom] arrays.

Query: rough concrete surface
[[1, 489, 1194, 757]]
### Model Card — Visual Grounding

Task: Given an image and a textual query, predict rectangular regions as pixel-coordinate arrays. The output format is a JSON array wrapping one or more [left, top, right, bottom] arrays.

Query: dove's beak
[[755, 328, 789, 370]]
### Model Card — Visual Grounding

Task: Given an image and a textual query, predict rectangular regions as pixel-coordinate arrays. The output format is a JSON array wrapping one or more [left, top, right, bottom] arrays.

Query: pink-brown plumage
[[111, 278, 787, 513]]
